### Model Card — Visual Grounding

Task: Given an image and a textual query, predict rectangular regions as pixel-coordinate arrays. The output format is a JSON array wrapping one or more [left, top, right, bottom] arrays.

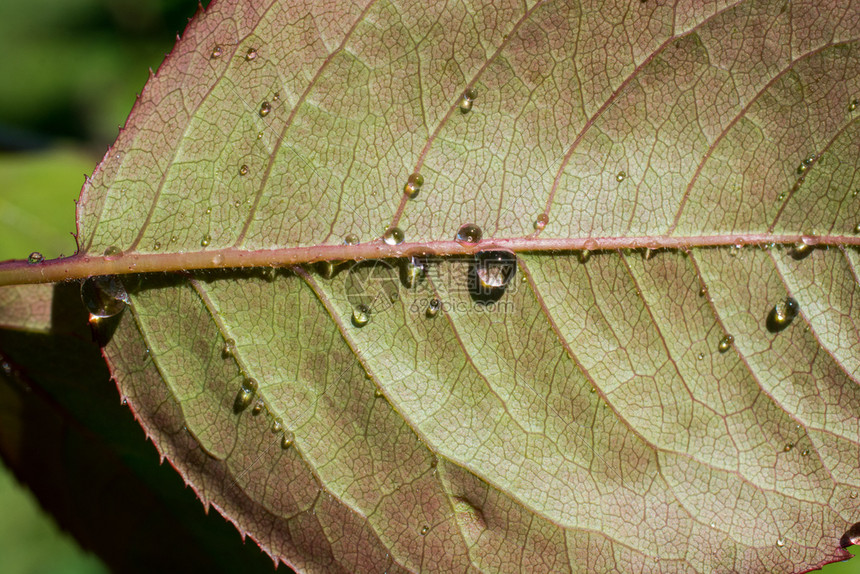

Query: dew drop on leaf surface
[[27, 252, 43, 264], [717, 334, 734, 353], [233, 378, 258, 414], [766, 297, 799, 333], [352, 304, 370, 327], [382, 227, 404, 245], [403, 172, 424, 198]]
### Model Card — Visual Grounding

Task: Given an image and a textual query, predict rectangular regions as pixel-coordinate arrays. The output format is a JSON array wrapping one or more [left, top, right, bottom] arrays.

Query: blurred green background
[[0, 1, 856, 573]]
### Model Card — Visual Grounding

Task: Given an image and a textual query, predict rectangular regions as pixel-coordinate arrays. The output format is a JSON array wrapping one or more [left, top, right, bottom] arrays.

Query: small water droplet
[[81, 276, 129, 319], [850, 491, 858, 500], [352, 304, 370, 327], [222, 338, 236, 357], [272, 92, 280, 102], [710, 521, 716, 528], [590, 387, 596, 393], [256, 131, 263, 139], [251, 400, 264, 415], [717, 334, 734, 353], [578, 250, 591, 264], [205, 207, 212, 215], [281, 431, 294, 449], [259, 101, 271, 117], [211, 45, 223, 59], [616, 171, 626, 182], [776, 537, 785, 548], [459, 88, 477, 113], [374, 386, 384, 398], [766, 297, 799, 333], [426, 298, 441, 318], [455, 223, 482, 245], [420, 525, 430, 536], [729, 243, 742, 256], [853, 223, 860, 234], [201, 234, 211, 247], [849, 99, 858, 112], [245, 48, 257, 61], [697, 352, 704, 360], [403, 172, 424, 198], [271, 417, 284, 433], [233, 378, 258, 413], [382, 227, 404, 245], [534, 213, 549, 230], [153, 241, 161, 250], [801, 448, 809, 456], [103, 246, 122, 259], [698, 286, 708, 297], [344, 234, 359, 245], [777, 192, 786, 201], [784, 443, 794, 452], [402, 258, 423, 289], [239, 164, 249, 176], [27, 252, 43, 264]]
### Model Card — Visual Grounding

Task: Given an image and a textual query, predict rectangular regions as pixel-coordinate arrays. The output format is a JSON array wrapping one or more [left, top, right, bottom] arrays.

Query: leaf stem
[[0, 234, 855, 286]]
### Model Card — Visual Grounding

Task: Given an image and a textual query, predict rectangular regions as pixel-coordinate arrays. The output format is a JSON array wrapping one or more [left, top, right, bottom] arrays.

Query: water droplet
[[534, 213, 549, 230], [27, 252, 43, 264], [455, 223, 482, 245], [420, 525, 430, 536], [717, 334, 734, 353], [281, 431, 294, 449], [233, 378, 258, 413], [729, 243, 742, 256], [239, 164, 249, 176], [382, 227, 404, 246], [374, 387, 384, 398], [849, 99, 858, 112], [222, 339, 236, 358], [271, 417, 284, 433], [766, 297, 799, 333], [201, 234, 211, 247], [777, 192, 786, 201], [316, 260, 335, 279], [590, 387, 597, 393], [459, 88, 477, 113], [842, 522, 860, 549], [103, 246, 122, 259], [352, 304, 370, 327], [784, 443, 794, 452], [426, 298, 441, 318], [853, 223, 860, 234], [697, 352, 704, 360], [616, 171, 626, 182], [698, 286, 708, 297], [256, 131, 263, 139], [251, 400, 264, 415], [850, 491, 858, 500], [403, 172, 424, 198], [402, 258, 423, 288], [153, 241, 161, 250], [474, 250, 516, 289], [81, 276, 129, 319], [801, 448, 810, 456], [259, 101, 271, 117], [776, 537, 785, 548], [245, 48, 257, 61], [710, 521, 716, 528], [272, 92, 280, 102], [788, 242, 814, 260], [643, 248, 656, 261], [211, 45, 223, 59], [205, 207, 212, 215], [578, 250, 591, 264], [344, 234, 359, 245]]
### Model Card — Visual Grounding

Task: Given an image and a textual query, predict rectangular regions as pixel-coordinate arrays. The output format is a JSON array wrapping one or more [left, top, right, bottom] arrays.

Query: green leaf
[[3, 0, 860, 572]]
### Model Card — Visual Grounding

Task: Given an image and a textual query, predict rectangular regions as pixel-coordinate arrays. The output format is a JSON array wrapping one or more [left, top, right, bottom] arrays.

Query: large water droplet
[[401, 257, 423, 289], [717, 334, 734, 353], [788, 242, 814, 260], [27, 252, 43, 264], [259, 101, 272, 117], [81, 276, 129, 319], [233, 378, 258, 413], [469, 250, 516, 305], [403, 172, 424, 198], [222, 338, 236, 357], [455, 223, 482, 245], [841, 522, 860, 549], [766, 297, 799, 333], [578, 250, 591, 264], [382, 227, 404, 246], [352, 304, 370, 327]]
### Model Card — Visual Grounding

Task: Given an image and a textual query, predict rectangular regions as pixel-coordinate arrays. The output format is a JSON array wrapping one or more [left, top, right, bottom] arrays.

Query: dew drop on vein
[[455, 223, 482, 245], [103, 245, 122, 259], [344, 234, 359, 245], [271, 417, 284, 433], [717, 334, 734, 353], [382, 227, 404, 246], [534, 213, 549, 231], [789, 242, 814, 260], [233, 378, 258, 414], [27, 252, 44, 264], [403, 172, 424, 198], [475, 250, 516, 289], [776, 537, 785, 548], [281, 431, 294, 449], [81, 276, 129, 319], [201, 234, 211, 247], [222, 338, 236, 358]]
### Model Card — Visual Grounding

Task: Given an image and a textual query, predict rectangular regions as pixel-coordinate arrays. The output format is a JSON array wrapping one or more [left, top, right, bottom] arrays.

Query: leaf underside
[[26, 0, 860, 572]]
